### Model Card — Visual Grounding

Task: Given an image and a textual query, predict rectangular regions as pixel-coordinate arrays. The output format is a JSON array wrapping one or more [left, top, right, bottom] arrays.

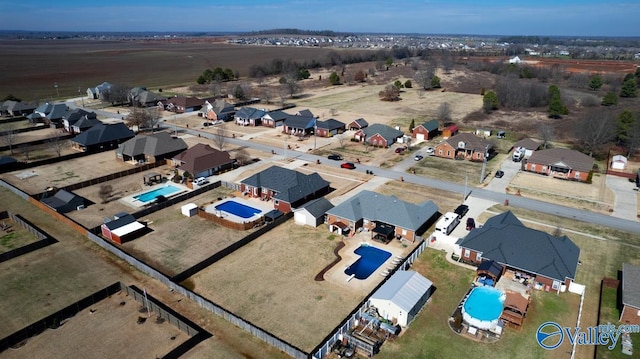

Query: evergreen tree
[[588, 75, 603, 91], [620, 78, 638, 98], [482, 91, 499, 113], [409, 119, 415, 132], [431, 75, 441, 89], [329, 72, 340, 85], [601, 92, 618, 106]]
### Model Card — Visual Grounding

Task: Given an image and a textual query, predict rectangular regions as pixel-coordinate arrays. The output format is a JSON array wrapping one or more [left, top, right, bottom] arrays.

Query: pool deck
[[203, 196, 274, 224], [323, 230, 420, 295], [119, 182, 189, 208]]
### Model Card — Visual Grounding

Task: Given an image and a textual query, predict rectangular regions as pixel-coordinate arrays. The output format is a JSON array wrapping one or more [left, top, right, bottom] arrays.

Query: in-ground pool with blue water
[[134, 185, 181, 203], [215, 200, 262, 219], [345, 245, 392, 280], [463, 286, 505, 321]]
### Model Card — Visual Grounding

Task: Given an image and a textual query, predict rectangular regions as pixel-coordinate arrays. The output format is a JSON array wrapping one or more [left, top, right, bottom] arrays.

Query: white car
[[425, 147, 435, 155], [194, 177, 209, 186]]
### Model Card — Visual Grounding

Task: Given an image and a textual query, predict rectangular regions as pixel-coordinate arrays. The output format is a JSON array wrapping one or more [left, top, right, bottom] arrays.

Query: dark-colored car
[[466, 217, 476, 230], [414, 155, 424, 161], [341, 162, 356, 169], [454, 204, 469, 218], [495, 170, 505, 178], [395, 147, 404, 154], [328, 154, 343, 160]]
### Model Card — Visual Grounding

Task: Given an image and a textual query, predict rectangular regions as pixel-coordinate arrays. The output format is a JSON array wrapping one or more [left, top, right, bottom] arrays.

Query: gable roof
[[0, 156, 18, 166], [622, 263, 640, 309], [527, 148, 594, 173], [297, 109, 315, 117], [456, 211, 580, 282], [103, 213, 137, 230], [173, 143, 232, 174], [73, 116, 102, 130], [349, 118, 369, 128], [71, 123, 135, 147], [370, 270, 433, 313], [166, 96, 205, 109], [416, 119, 439, 132], [326, 190, 438, 231], [361, 124, 404, 143], [444, 132, 492, 152], [235, 107, 266, 120], [284, 115, 315, 129], [513, 138, 541, 151], [316, 119, 346, 131], [116, 132, 188, 158], [295, 197, 334, 217], [241, 166, 329, 204], [262, 110, 290, 121], [41, 189, 84, 210], [64, 109, 97, 125]]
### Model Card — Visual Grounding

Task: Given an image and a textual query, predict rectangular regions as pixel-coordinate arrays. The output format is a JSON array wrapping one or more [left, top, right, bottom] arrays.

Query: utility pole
[[480, 144, 489, 183], [313, 117, 317, 151], [78, 86, 85, 107], [54, 82, 59, 98]]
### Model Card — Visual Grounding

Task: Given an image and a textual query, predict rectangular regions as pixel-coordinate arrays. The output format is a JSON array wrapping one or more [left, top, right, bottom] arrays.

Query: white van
[[435, 212, 460, 235], [194, 177, 209, 186]]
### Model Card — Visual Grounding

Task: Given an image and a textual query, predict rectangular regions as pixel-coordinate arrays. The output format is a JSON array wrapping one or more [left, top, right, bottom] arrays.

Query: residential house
[[512, 138, 541, 158], [297, 109, 315, 117], [293, 198, 334, 227], [441, 124, 459, 139], [354, 123, 404, 148], [456, 211, 580, 290], [369, 270, 434, 327], [235, 107, 267, 126], [620, 263, 640, 325], [0, 100, 37, 117], [201, 99, 235, 121], [129, 87, 166, 107], [41, 189, 86, 213], [325, 190, 438, 242], [70, 123, 135, 152], [87, 81, 113, 100], [240, 166, 330, 213], [283, 114, 315, 136], [164, 96, 205, 113], [434, 132, 492, 161], [0, 156, 18, 170], [172, 143, 235, 178], [315, 119, 346, 137], [412, 119, 439, 141], [62, 109, 99, 133], [101, 212, 147, 244], [116, 132, 188, 164], [348, 118, 369, 131], [261, 110, 289, 127], [70, 116, 102, 134], [524, 148, 594, 182], [27, 102, 68, 126]]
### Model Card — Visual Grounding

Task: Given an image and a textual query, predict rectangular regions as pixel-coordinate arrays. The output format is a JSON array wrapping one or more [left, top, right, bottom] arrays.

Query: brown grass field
[[0, 216, 41, 254]]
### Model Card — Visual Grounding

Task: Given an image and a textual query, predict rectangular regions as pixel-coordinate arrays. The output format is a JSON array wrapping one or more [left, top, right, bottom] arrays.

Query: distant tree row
[[197, 67, 238, 84], [242, 29, 352, 37]]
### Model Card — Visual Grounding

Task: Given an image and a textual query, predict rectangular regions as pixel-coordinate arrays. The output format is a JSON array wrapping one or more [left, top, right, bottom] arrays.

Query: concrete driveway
[[483, 156, 521, 193], [606, 175, 638, 221]]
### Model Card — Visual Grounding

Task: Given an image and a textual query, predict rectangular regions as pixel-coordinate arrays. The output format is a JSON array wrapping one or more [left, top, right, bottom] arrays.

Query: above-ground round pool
[[344, 244, 392, 280], [462, 286, 505, 329]]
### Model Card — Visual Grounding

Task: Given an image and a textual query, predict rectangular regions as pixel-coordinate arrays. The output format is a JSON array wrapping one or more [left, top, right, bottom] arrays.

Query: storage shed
[[368, 270, 433, 327], [101, 213, 147, 244], [181, 203, 198, 217], [611, 155, 627, 170], [293, 198, 334, 227]]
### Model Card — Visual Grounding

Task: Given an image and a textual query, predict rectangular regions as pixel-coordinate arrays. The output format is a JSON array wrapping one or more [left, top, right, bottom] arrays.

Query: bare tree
[[281, 74, 301, 98], [436, 102, 452, 126], [2, 126, 17, 155], [98, 184, 113, 204], [576, 109, 615, 157], [101, 83, 130, 105], [379, 84, 401, 101], [20, 143, 30, 161], [336, 133, 347, 148], [47, 131, 67, 157], [125, 107, 156, 132], [441, 50, 454, 74], [538, 123, 555, 149], [234, 147, 251, 166], [213, 123, 227, 150], [414, 68, 435, 90], [329, 108, 338, 117]]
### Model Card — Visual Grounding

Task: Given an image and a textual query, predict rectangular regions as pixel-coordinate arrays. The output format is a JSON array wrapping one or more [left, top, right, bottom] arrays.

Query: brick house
[[620, 263, 640, 325], [412, 119, 439, 141], [524, 148, 594, 183], [172, 143, 235, 178], [354, 123, 404, 148], [456, 211, 580, 291], [201, 99, 235, 121], [116, 132, 187, 164], [348, 118, 368, 131], [315, 119, 346, 137], [434, 132, 493, 161], [164, 96, 205, 113]]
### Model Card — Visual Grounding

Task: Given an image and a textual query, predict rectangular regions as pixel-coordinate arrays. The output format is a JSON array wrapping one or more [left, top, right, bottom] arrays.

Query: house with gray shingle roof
[[87, 81, 113, 100], [293, 197, 334, 227], [172, 143, 234, 178], [116, 132, 188, 164], [524, 148, 594, 183], [456, 211, 580, 289], [41, 189, 86, 213], [284, 115, 316, 136], [1, 100, 37, 117], [202, 99, 235, 122], [27, 102, 69, 126], [325, 190, 438, 242], [315, 119, 346, 137], [129, 87, 166, 107], [240, 166, 330, 213], [235, 107, 267, 126], [261, 110, 289, 127], [354, 123, 404, 148], [620, 263, 640, 325], [412, 119, 439, 141], [434, 132, 493, 161], [70, 123, 135, 152], [348, 118, 368, 131], [164, 96, 205, 113], [62, 108, 99, 133]]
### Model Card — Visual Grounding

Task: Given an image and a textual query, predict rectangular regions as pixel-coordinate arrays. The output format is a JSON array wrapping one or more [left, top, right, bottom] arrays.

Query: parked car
[[203, 122, 213, 127], [341, 162, 356, 169], [425, 147, 435, 155], [414, 155, 424, 161], [327, 154, 342, 161], [194, 177, 209, 186], [395, 147, 405, 154], [454, 204, 469, 218], [466, 217, 476, 230], [495, 170, 505, 178]]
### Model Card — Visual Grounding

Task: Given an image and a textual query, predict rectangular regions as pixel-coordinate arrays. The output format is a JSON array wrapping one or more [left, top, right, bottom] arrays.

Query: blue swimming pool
[[345, 245, 392, 280], [462, 286, 505, 329], [134, 184, 182, 203], [215, 200, 262, 219]]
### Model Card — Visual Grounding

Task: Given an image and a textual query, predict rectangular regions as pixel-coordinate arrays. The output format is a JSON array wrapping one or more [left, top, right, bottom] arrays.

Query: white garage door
[[416, 134, 425, 141]]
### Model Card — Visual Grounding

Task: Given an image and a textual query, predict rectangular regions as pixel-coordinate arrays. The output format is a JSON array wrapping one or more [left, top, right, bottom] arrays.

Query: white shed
[[611, 155, 627, 170], [293, 198, 334, 227], [368, 270, 433, 327], [181, 203, 198, 217]]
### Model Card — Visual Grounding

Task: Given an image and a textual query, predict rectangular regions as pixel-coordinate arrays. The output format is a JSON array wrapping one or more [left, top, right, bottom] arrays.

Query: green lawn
[[596, 286, 640, 359]]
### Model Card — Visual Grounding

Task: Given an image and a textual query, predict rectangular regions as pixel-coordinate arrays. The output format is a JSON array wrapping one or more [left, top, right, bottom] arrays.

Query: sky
[[1, 0, 638, 37]]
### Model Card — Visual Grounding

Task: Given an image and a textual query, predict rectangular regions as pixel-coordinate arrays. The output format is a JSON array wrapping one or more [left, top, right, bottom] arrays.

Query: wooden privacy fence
[[0, 211, 58, 263]]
